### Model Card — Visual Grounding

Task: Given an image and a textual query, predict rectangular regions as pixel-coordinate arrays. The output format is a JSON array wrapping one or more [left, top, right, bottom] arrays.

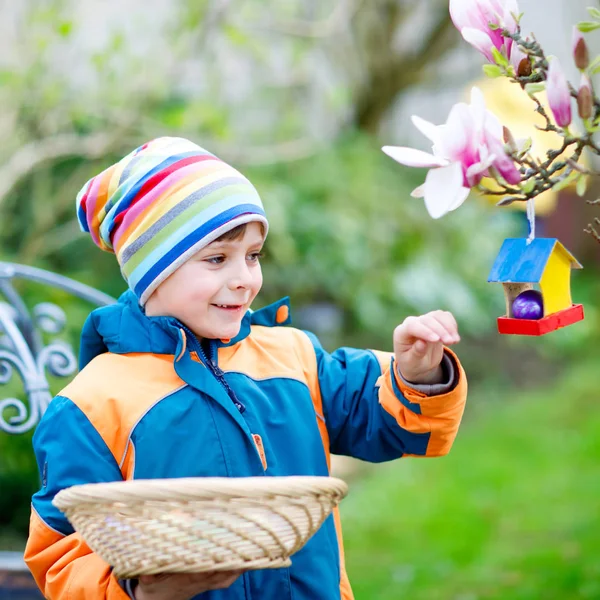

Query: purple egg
[[512, 289, 544, 320]]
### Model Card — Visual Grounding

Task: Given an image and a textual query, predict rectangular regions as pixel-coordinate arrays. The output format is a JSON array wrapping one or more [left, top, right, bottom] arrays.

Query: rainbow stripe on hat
[[76, 137, 268, 305]]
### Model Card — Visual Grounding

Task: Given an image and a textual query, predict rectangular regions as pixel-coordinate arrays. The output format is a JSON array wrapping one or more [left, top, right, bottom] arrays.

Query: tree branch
[[0, 133, 122, 208], [353, 3, 458, 134]]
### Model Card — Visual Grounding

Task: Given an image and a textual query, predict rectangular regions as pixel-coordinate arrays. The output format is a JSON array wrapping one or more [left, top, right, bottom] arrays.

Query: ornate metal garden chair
[[0, 262, 114, 599]]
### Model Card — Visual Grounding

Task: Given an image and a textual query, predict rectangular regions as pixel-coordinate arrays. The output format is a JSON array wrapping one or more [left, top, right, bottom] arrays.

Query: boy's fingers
[[396, 312, 461, 347], [198, 570, 241, 581], [419, 315, 453, 343], [428, 311, 460, 343], [217, 572, 243, 586], [204, 570, 244, 590], [139, 574, 169, 585], [398, 318, 440, 344]]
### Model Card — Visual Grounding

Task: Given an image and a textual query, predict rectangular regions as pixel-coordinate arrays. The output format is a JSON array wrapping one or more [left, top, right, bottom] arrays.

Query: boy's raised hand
[[393, 310, 460, 385]]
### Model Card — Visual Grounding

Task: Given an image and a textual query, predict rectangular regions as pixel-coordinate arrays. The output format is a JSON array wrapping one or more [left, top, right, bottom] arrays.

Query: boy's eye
[[248, 252, 264, 262], [205, 255, 225, 264]]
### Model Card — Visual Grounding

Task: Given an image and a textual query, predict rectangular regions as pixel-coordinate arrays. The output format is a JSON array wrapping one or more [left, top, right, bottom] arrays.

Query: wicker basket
[[53, 476, 348, 578]]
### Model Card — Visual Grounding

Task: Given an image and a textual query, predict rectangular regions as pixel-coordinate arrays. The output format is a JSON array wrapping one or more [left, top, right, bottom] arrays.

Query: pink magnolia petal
[[461, 27, 496, 63], [484, 130, 521, 184], [492, 0, 519, 37], [440, 103, 473, 159], [503, 0, 520, 16], [448, 186, 471, 212], [452, 0, 495, 36], [471, 87, 503, 150], [382, 146, 448, 168], [466, 154, 496, 186], [386, 71, 522, 203], [470, 86, 486, 114], [509, 43, 527, 74], [502, 0, 520, 30], [423, 162, 467, 219], [484, 111, 503, 140], [411, 115, 440, 144], [470, 87, 490, 134], [451, 0, 518, 60], [411, 184, 425, 198], [485, 0, 519, 34], [449, 0, 472, 34], [494, 157, 521, 184]]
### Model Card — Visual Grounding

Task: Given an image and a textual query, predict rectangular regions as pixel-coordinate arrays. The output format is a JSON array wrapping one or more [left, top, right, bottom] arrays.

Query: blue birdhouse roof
[[488, 238, 582, 283]]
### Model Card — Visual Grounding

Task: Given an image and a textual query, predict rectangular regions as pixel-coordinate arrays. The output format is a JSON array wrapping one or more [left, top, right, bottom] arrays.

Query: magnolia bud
[[496, 196, 520, 207], [572, 27, 590, 70], [578, 74, 593, 120], [517, 57, 532, 77], [503, 126, 518, 153]]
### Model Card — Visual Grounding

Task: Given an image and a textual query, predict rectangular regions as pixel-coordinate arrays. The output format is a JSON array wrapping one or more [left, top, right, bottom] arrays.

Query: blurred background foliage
[[0, 0, 599, 598]]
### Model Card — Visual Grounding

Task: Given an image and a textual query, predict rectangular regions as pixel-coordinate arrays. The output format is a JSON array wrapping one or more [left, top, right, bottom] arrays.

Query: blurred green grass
[[342, 357, 600, 600]]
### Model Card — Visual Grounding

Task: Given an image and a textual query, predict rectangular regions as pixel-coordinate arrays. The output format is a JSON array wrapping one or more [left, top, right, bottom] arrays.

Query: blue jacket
[[25, 291, 467, 600]]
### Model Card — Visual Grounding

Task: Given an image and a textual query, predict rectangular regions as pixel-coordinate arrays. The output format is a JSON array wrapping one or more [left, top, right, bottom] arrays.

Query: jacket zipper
[[180, 325, 246, 413]]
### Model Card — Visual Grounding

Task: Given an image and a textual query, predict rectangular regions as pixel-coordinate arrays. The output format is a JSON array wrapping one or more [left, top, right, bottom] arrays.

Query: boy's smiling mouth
[[212, 303, 244, 312]]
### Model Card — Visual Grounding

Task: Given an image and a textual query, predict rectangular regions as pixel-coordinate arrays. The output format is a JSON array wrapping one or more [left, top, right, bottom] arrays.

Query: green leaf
[[492, 47, 509, 67], [588, 55, 600, 71], [587, 7, 600, 19], [525, 82, 546, 95], [224, 24, 250, 47], [110, 32, 125, 53], [57, 21, 72, 37], [578, 21, 600, 33], [521, 179, 535, 194], [483, 64, 504, 78], [577, 175, 588, 197], [551, 171, 579, 192], [519, 138, 533, 155], [0, 69, 17, 86], [590, 59, 600, 75]]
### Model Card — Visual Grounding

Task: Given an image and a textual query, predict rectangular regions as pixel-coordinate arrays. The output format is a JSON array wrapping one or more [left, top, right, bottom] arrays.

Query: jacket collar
[[79, 290, 291, 369]]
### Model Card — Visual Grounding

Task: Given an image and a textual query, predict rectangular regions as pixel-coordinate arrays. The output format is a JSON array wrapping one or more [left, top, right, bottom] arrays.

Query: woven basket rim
[[53, 476, 348, 510]]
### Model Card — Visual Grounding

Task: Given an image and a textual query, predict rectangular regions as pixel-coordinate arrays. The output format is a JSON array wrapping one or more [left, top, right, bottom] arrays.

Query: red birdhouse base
[[497, 304, 585, 336]]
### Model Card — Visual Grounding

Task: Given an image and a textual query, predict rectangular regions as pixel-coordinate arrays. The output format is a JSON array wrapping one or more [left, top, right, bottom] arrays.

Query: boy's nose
[[227, 263, 253, 289]]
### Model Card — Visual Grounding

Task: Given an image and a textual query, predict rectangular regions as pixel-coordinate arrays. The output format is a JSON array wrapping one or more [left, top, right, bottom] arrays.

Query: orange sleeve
[[25, 509, 130, 600], [376, 348, 468, 456]]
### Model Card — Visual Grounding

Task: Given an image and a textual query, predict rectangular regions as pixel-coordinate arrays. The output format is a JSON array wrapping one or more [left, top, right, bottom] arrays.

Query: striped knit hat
[[76, 137, 268, 305]]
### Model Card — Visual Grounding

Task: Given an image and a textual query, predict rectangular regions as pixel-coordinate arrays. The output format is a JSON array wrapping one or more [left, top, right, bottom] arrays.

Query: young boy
[[24, 137, 467, 600]]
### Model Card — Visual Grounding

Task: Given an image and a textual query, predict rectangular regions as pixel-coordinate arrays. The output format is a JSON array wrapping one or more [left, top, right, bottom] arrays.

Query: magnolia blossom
[[382, 88, 521, 219], [546, 59, 572, 128], [450, 0, 519, 63]]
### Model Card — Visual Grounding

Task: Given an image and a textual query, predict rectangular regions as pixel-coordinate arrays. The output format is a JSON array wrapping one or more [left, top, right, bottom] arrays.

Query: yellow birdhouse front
[[488, 238, 584, 336]]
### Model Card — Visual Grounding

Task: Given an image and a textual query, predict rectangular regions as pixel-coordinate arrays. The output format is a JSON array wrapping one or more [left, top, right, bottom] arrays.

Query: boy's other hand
[[393, 311, 460, 385], [134, 570, 244, 600]]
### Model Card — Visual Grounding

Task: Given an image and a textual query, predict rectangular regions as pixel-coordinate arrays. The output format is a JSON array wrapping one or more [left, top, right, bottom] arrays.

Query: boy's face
[[145, 222, 265, 340]]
